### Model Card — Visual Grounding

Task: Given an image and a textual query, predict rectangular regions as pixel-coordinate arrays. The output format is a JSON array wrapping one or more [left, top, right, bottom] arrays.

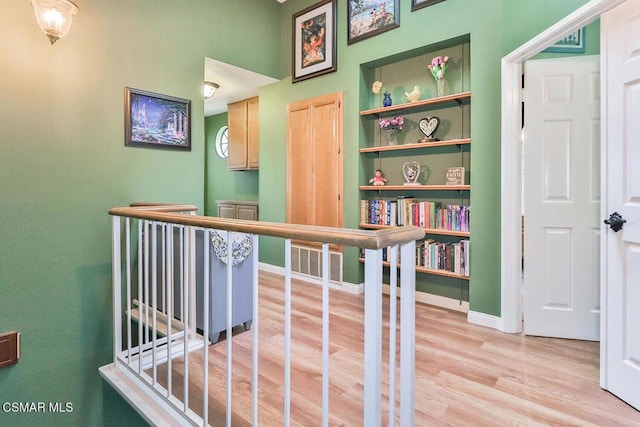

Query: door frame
[[500, 0, 626, 333]]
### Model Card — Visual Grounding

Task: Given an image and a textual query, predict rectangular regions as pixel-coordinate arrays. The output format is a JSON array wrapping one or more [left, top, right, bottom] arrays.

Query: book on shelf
[[445, 167, 465, 185]]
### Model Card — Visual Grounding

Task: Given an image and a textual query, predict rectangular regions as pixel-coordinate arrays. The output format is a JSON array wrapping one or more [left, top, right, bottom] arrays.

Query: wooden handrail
[[109, 206, 424, 250], [129, 202, 198, 212]]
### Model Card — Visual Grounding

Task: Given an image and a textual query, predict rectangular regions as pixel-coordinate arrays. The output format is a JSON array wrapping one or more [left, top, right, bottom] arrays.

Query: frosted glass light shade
[[32, 0, 79, 45], [203, 82, 219, 99]]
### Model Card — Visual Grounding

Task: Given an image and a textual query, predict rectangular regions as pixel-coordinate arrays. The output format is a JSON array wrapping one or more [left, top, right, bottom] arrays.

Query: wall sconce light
[[31, 0, 79, 45], [203, 82, 219, 100]]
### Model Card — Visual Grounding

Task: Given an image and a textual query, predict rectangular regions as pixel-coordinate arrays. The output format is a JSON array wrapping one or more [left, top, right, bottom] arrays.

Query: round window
[[215, 126, 229, 159]]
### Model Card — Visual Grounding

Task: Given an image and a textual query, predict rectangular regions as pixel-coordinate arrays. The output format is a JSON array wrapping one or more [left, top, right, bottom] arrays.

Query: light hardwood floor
[[156, 271, 640, 426]]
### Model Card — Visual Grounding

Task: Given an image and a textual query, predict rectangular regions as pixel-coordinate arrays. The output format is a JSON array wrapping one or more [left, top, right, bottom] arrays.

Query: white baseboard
[[382, 284, 469, 313], [258, 262, 364, 294], [467, 310, 503, 331]]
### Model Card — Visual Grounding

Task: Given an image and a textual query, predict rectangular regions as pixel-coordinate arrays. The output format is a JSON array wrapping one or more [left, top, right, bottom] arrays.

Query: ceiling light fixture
[[203, 82, 219, 100], [31, 0, 79, 45]]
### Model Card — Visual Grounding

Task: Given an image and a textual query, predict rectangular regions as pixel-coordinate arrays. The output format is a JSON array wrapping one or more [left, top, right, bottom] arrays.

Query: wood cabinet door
[[237, 205, 258, 221], [227, 100, 248, 170], [247, 97, 260, 169], [286, 92, 343, 236], [217, 204, 236, 218]]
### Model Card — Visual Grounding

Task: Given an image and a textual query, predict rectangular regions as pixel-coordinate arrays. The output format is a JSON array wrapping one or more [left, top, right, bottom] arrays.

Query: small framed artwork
[[348, 0, 399, 45], [124, 87, 191, 150], [292, 0, 337, 83], [543, 27, 586, 54], [411, 0, 445, 12]]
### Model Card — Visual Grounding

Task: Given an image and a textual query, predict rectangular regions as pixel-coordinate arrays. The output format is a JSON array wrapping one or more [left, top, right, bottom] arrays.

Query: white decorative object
[[418, 117, 440, 142], [210, 231, 254, 266], [402, 161, 421, 186], [405, 85, 421, 103]]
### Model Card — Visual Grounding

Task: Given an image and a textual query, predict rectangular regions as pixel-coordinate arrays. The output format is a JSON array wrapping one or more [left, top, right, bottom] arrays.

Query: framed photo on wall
[[411, 0, 446, 12], [292, 0, 337, 83], [348, 0, 399, 44], [124, 87, 191, 150], [543, 27, 586, 53]]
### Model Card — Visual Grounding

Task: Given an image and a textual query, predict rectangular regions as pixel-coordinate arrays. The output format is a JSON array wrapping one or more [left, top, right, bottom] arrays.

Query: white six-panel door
[[523, 57, 601, 340], [602, 0, 640, 411]]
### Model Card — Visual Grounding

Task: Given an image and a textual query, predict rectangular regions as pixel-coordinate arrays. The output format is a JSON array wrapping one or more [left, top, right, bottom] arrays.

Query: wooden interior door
[[286, 92, 343, 239]]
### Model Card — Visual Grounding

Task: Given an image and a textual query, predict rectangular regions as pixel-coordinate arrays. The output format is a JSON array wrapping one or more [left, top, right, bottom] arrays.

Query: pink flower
[[379, 116, 404, 130]]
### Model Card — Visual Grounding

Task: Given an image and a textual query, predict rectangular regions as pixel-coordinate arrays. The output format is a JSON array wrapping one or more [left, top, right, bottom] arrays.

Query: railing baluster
[[389, 245, 398, 427], [161, 223, 166, 314], [400, 241, 416, 427], [152, 222, 158, 384], [111, 216, 122, 367], [182, 225, 190, 412], [251, 234, 259, 427], [226, 230, 233, 427], [126, 218, 132, 361], [203, 229, 210, 426], [322, 243, 330, 427], [167, 224, 173, 397], [144, 220, 150, 347], [137, 220, 144, 375], [364, 247, 383, 427], [284, 238, 292, 427]]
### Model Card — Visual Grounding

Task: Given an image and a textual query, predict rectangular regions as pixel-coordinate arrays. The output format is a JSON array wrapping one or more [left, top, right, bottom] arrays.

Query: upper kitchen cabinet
[[228, 96, 259, 170]]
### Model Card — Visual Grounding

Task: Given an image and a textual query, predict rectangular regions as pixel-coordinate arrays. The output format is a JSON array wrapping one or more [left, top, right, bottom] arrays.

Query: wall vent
[[291, 244, 342, 284]]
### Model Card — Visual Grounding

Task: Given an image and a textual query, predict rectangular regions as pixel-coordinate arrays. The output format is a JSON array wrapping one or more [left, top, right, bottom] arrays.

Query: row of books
[[358, 238, 470, 277], [418, 239, 470, 277], [361, 197, 470, 231]]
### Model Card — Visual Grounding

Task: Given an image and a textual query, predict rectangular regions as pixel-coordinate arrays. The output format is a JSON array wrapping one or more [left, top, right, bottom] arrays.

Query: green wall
[[258, 0, 592, 316], [0, 1, 280, 425], [204, 113, 259, 216]]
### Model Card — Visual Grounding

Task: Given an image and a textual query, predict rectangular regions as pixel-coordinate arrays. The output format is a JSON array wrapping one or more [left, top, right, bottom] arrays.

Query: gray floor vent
[[291, 244, 343, 284]]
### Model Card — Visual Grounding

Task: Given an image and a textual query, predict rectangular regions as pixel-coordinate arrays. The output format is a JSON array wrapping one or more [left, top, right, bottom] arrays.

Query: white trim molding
[[467, 311, 503, 330], [500, 0, 626, 333]]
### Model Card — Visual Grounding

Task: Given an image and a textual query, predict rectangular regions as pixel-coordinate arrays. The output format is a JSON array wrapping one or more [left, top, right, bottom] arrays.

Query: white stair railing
[[101, 204, 423, 427]]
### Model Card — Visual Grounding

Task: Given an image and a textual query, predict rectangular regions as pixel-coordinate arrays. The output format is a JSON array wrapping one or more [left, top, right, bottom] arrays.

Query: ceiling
[[204, 57, 279, 117]]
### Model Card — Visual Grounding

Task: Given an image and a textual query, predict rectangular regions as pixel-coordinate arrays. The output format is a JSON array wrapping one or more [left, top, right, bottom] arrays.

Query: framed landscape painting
[[412, 0, 446, 12], [292, 0, 337, 83], [124, 87, 191, 151], [348, 0, 399, 44]]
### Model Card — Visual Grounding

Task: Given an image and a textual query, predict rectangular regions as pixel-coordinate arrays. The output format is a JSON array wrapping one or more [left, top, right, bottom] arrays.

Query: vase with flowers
[[427, 55, 449, 97], [379, 116, 404, 145]]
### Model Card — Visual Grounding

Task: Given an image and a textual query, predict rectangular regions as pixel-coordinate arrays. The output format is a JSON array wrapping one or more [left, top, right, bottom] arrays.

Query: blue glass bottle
[[383, 92, 392, 107]]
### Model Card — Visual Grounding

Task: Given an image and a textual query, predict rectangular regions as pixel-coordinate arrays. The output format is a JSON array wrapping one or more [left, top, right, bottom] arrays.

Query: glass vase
[[382, 92, 392, 107], [436, 78, 445, 97], [385, 128, 398, 145]]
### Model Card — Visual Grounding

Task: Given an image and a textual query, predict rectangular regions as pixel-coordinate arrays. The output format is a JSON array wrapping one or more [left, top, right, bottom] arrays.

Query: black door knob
[[604, 212, 626, 232]]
